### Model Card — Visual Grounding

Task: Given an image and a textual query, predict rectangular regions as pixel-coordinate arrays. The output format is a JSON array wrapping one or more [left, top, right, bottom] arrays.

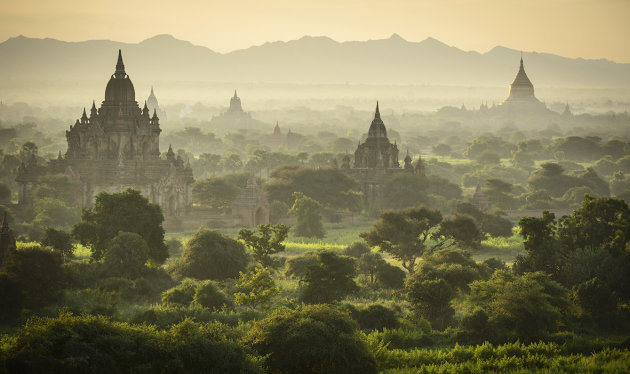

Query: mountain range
[[0, 34, 628, 87]]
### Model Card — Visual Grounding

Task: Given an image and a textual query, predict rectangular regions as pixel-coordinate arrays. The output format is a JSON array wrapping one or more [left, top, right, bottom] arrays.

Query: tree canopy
[[71, 189, 167, 263]]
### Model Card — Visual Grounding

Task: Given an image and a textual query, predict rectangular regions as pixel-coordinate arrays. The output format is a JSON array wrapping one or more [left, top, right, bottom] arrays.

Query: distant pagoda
[[499, 56, 547, 112], [343, 102, 423, 207], [147, 86, 166, 120], [210, 90, 263, 129]]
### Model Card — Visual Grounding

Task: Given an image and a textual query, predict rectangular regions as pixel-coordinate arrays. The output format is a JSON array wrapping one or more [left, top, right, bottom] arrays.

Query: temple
[[16, 50, 194, 215], [210, 90, 263, 129], [146, 86, 166, 120], [499, 57, 547, 112], [231, 174, 269, 227], [344, 102, 423, 206]]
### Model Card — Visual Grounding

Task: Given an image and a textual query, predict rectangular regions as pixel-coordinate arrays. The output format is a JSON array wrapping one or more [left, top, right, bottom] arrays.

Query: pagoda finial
[[150, 86, 154, 95], [234, 90, 238, 98], [115, 49, 125, 78], [375, 101, 380, 119]]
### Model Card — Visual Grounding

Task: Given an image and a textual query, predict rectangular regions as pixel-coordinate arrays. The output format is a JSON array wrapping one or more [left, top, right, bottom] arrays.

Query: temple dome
[[367, 102, 387, 138], [104, 50, 135, 103], [506, 57, 535, 100]]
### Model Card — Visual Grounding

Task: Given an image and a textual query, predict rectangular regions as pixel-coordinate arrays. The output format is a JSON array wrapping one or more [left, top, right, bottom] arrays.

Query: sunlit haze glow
[[1, 0, 629, 62]]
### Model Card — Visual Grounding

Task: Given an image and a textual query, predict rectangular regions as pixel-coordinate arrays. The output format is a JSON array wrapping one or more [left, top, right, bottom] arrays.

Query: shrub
[[0, 272, 23, 323], [103, 231, 149, 279], [375, 262, 406, 289], [2, 313, 263, 373], [170, 228, 249, 281], [283, 251, 318, 279], [344, 240, 371, 258], [353, 304, 399, 331], [234, 267, 279, 309], [301, 250, 358, 304], [193, 280, 233, 311], [162, 279, 197, 307], [4, 244, 64, 308], [243, 305, 377, 374], [404, 277, 455, 330]]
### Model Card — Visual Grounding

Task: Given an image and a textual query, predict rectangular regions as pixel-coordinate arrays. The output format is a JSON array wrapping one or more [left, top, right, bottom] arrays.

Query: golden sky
[[2, 0, 629, 62]]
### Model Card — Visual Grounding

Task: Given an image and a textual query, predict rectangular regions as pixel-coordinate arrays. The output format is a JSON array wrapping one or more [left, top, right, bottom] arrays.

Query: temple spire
[[375, 101, 380, 119], [234, 90, 238, 98], [115, 49, 126, 78], [150, 86, 154, 96]]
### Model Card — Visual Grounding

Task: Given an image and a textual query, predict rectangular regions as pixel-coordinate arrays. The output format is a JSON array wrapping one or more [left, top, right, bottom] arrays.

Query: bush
[[284, 251, 318, 279], [103, 231, 149, 279], [243, 305, 377, 374], [2, 313, 263, 373], [162, 279, 197, 307], [4, 244, 64, 308], [301, 250, 358, 304], [351, 304, 399, 331], [0, 272, 23, 323], [404, 277, 455, 330], [344, 240, 371, 258], [170, 228, 249, 281], [193, 280, 233, 311], [375, 262, 406, 289]]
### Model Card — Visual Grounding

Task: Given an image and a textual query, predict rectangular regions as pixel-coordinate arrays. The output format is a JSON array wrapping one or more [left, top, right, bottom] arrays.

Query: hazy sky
[[2, 0, 629, 62]]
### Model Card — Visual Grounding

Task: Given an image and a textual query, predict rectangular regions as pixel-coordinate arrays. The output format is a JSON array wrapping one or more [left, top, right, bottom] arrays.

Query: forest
[[1, 99, 630, 373]]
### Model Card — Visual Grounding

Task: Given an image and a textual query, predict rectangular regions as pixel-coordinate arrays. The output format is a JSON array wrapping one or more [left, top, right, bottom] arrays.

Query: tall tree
[[361, 206, 454, 273], [290, 193, 325, 238], [71, 189, 167, 263], [238, 224, 290, 269]]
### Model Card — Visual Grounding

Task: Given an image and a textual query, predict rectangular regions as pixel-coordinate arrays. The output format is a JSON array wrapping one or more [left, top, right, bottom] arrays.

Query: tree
[[192, 177, 240, 212], [301, 250, 358, 303], [413, 248, 488, 293], [404, 277, 455, 329], [162, 279, 197, 306], [170, 228, 249, 281], [33, 198, 80, 230], [193, 280, 233, 311], [32, 174, 80, 206], [514, 211, 565, 278], [361, 206, 453, 273], [264, 165, 361, 211], [238, 224, 290, 269], [71, 189, 168, 263], [4, 244, 64, 308], [382, 173, 431, 209], [343, 241, 371, 258], [375, 262, 406, 289], [468, 271, 570, 340], [438, 214, 483, 250], [358, 252, 385, 283], [41, 227, 73, 262], [0, 273, 23, 323], [557, 195, 630, 256], [2, 314, 263, 373], [290, 193, 325, 238], [243, 305, 377, 374], [572, 277, 617, 329], [103, 232, 149, 279], [234, 267, 279, 308]]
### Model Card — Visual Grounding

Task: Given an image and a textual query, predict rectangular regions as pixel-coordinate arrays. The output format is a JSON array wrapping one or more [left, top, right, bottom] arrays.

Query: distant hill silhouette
[[0, 34, 628, 87]]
